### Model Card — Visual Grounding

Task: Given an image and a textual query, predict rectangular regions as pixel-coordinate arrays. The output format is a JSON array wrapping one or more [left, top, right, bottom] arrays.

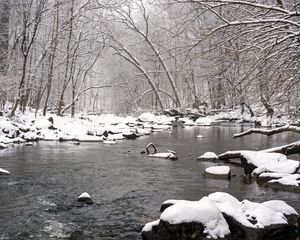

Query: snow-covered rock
[[205, 166, 231, 179], [0, 168, 10, 175], [241, 151, 300, 174], [0, 143, 8, 149], [143, 192, 299, 240], [103, 140, 116, 144], [138, 112, 158, 122], [77, 192, 93, 205], [179, 118, 196, 126], [143, 197, 230, 240], [34, 118, 53, 129], [137, 128, 151, 136], [195, 117, 214, 126], [197, 152, 218, 161], [23, 131, 38, 141], [148, 152, 178, 160], [256, 172, 290, 184], [197, 134, 203, 138], [269, 174, 300, 187]]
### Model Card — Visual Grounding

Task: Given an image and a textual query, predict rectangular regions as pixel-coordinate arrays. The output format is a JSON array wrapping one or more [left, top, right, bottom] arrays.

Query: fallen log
[[233, 125, 300, 138], [218, 141, 300, 161]]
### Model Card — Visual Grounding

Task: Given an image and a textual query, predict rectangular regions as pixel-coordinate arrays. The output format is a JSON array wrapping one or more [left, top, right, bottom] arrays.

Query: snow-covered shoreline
[[0, 109, 295, 146]]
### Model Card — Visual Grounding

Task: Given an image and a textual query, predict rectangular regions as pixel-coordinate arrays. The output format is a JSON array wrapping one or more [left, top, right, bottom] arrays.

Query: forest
[[0, 0, 299, 117]]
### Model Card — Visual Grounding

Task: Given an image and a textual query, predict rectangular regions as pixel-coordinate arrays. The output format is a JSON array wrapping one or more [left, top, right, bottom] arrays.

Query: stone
[[77, 192, 93, 205], [123, 132, 139, 140], [204, 166, 231, 180]]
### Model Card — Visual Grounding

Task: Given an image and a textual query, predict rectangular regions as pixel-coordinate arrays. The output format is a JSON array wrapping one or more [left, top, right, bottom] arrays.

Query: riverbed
[[0, 125, 299, 239]]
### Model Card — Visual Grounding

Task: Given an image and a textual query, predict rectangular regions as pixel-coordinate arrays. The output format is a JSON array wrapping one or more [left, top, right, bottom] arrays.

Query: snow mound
[[161, 197, 230, 239]]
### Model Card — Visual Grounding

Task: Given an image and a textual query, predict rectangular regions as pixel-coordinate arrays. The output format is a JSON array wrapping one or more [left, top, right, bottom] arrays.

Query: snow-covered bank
[[0, 112, 177, 145], [142, 192, 299, 240], [0, 109, 296, 145]]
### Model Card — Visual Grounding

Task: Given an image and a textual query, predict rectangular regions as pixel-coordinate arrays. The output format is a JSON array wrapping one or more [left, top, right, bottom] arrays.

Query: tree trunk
[[43, 0, 59, 116], [57, 0, 74, 115]]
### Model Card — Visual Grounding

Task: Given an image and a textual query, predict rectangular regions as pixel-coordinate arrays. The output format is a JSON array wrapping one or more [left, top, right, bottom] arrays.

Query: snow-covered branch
[[234, 126, 300, 138]]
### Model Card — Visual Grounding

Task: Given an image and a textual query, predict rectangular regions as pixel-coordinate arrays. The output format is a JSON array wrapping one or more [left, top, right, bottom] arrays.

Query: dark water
[[0, 125, 299, 239]]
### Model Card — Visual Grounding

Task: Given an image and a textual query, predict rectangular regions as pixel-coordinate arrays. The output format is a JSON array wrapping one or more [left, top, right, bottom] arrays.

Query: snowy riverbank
[[0, 109, 295, 146]]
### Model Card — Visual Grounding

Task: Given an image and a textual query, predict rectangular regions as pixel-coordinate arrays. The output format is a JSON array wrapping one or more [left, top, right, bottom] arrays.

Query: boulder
[[256, 172, 290, 184], [240, 151, 299, 175], [0, 143, 8, 149], [143, 192, 300, 240], [123, 132, 139, 140], [142, 197, 231, 240], [77, 192, 93, 205], [204, 166, 231, 179], [208, 192, 299, 240], [197, 152, 218, 161], [263, 174, 300, 192], [0, 168, 10, 175], [148, 152, 178, 161]]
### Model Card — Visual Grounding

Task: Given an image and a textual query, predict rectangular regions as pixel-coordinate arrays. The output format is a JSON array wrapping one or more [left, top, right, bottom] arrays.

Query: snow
[[179, 118, 196, 126], [208, 192, 294, 229], [148, 152, 175, 159], [258, 172, 290, 178], [23, 131, 38, 141], [195, 117, 214, 126], [34, 118, 52, 129], [161, 197, 230, 239], [261, 200, 298, 216], [269, 174, 300, 187], [0, 168, 10, 174], [241, 151, 299, 174], [138, 112, 157, 122], [78, 135, 105, 142], [78, 192, 91, 199], [136, 128, 151, 136], [241, 200, 287, 227], [197, 134, 203, 138], [198, 152, 218, 160], [138, 112, 175, 125], [142, 220, 160, 232], [208, 192, 254, 228], [103, 140, 116, 144], [0, 143, 8, 149], [162, 199, 189, 206], [205, 166, 230, 175]]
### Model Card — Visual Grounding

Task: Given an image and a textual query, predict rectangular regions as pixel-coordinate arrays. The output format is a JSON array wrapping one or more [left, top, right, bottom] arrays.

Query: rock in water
[[0, 168, 11, 175], [197, 152, 218, 161], [143, 192, 299, 240], [77, 192, 93, 205], [123, 132, 139, 140], [0, 143, 8, 149], [205, 166, 231, 179]]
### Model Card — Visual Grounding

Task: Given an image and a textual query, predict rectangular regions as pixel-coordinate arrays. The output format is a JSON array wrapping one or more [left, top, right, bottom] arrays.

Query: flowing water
[[0, 124, 299, 239]]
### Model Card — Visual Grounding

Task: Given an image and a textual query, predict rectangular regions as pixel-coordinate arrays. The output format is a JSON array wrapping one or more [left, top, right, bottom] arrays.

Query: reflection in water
[[0, 125, 299, 239]]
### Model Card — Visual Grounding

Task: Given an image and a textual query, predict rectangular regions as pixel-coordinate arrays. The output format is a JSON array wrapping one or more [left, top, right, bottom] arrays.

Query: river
[[0, 124, 299, 239]]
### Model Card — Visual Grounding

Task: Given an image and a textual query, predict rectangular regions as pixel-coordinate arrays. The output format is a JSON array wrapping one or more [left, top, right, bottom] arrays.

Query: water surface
[[0, 125, 299, 239]]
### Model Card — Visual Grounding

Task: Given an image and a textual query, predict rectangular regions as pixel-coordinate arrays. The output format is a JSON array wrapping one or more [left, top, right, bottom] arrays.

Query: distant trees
[[171, 0, 300, 115], [0, 0, 299, 116]]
